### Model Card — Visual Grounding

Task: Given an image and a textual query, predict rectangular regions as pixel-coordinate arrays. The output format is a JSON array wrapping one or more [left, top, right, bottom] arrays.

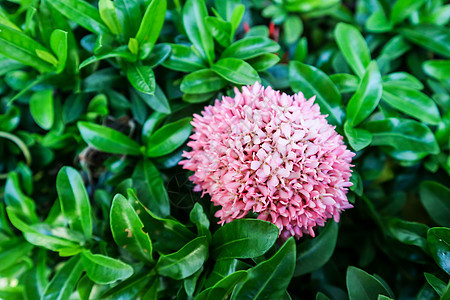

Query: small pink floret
[[180, 82, 355, 239]]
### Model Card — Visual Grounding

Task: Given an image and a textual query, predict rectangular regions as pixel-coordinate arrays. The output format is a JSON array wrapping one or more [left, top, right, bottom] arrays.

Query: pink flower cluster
[[180, 83, 354, 239]]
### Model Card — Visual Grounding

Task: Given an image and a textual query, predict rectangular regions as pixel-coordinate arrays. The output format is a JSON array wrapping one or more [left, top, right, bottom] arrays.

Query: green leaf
[[205, 16, 232, 47], [181, 69, 228, 93], [330, 73, 359, 93], [0, 24, 54, 72], [30, 90, 54, 130], [81, 250, 134, 284], [423, 60, 450, 82], [99, 0, 122, 35], [146, 117, 192, 157], [196, 271, 247, 300], [189, 203, 210, 239], [183, 0, 215, 64], [391, 0, 427, 25], [0, 239, 33, 272], [114, 0, 141, 39], [128, 37, 139, 55], [156, 236, 209, 280], [232, 237, 296, 300], [283, 15, 303, 44], [49, 0, 109, 35], [399, 25, 450, 58], [111, 194, 153, 263], [162, 44, 207, 72], [135, 0, 166, 48], [132, 160, 170, 218], [4, 172, 37, 223], [212, 58, 260, 85], [427, 227, 450, 275], [211, 219, 279, 260], [346, 266, 393, 300], [387, 218, 429, 251], [363, 118, 440, 155], [222, 37, 280, 60], [144, 43, 171, 66], [79, 46, 136, 69], [366, 10, 392, 33], [247, 53, 280, 72], [127, 64, 156, 95], [289, 61, 344, 126], [36, 49, 59, 66], [420, 181, 450, 227], [382, 72, 423, 90], [135, 84, 171, 114], [205, 259, 251, 288], [56, 166, 92, 240], [424, 273, 447, 296], [382, 85, 441, 125], [346, 61, 382, 127], [294, 220, 339, 276], [100, 272, 154, 299], [334, 23, 371, 78], [77, 121, 142, 156], [42, 255, 84, 300], [50, 29, 68, 73]]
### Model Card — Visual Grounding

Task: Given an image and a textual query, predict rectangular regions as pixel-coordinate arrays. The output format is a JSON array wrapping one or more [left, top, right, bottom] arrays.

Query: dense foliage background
[[0, 0, 449, 299]]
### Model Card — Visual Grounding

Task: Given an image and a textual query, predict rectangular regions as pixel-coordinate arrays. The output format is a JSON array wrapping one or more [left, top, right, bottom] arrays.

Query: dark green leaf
[[181, 69, 228, 93], [387, 218, 428, 251], [4, 172, 37, 223], [183, 0, 215, 63], [211, 219, 279, 260], [127, 64, 156, 95], [146, 117, 192, 157], [334, 23, 371, 78], [427, 227, 450, 275], [222, 37, 280, 60], [212, 58, 260, 85], [424, 273, 446, 296], [330, 73, 359, 93], [289, 61, 344, 126], [294, 221, 338, 276], [81, 250, 134, 284], [135, 84, 171, 114], [346, 61, 382, 127], [115, 0, 141, 39], [144, 43, 171, 67], [162, 44, 207, 72], [189, 203, 210, 239], [399, 25, 450, 58], [232, 237, 296, 299], [346, 266, 393, 300], [420, 181, 450, 227], [50, 0, 109, 35], [135, 0, 166, 48], [56, 166, 92, 240], [77, 121, 142, 156], [156, 236, 209, 280], [42, 255, 84, 300], [110, 194, 153, 263], [196, 271, 247, 300]]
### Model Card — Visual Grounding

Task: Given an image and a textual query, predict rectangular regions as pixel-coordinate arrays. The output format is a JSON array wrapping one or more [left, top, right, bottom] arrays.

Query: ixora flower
[[180, 82, 354, 239]]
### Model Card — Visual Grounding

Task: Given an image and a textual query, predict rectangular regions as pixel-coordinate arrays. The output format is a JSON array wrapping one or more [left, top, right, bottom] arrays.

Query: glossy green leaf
[[420, 181, 450, 227], [363, 118, 440, 155], [189, 203, 210, 239], [423, 60, 450, 82], [30, 89, 54, 130], [424, 273, 446, 296], [181, 69, 228, 93], [136, 84, 171, 114], [366, 10, 392, 33], [144, 43, 171, 66], [232, 237, 296, 300], [99, 0, 122, 35], [294, 220, 338, 276], [36, 49, 58, 66], [0, 24, 54, 72], [427, 227, 450, 275], [156, 236, 209, 280], [50, 29, 68, 73], [212, 58, 260, 85], [391, 0, 427, 25], [211, 219, 279, 260], [127, 64, 155, 95], [387, 218, 429, 251], [222, 37, 280, 60], [334, 23, 371, 78], [50, 0, 108, 35], [135, 0, 166, 48], [382, 72, 423, 90], [382, 85, 441, 125], [132, 160, 170, 218], [330, 73, 359, 93], [346, 61, 382, 127], [81, 250, 134, 284], [205, 259, 251, 288], [400, 25, 450, 58], [205, 16, 232, 47], [4, 172, 37, 223], [289, 61, 344, 126], [128, 37, 139, 55], [0, 239, 33, 272], [77, 121, 142, 155], [162, 44, 207, 72], [110, 194, 153, 263], [146, 117, 192, 157], [114, 0, 141, 38], [42, 255, 84, 300], [247, 53, 280, 72], [196, 271, 247, 300], [100, 272, 154, 299], [284, 15, 303, 44], [346, 266, 393, 300], [56, 166, 92, 240], [183, 0, 215, 63]]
